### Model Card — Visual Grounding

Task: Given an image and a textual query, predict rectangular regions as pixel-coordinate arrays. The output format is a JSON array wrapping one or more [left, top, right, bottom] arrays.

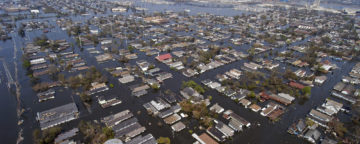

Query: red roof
[[289, 81, 305, 89], [156, 53, 172, 61], [259, 91, 270, 99]]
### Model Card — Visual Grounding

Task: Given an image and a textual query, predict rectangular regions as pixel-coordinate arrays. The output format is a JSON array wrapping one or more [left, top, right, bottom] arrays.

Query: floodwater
[[0, 1, 358, 144]]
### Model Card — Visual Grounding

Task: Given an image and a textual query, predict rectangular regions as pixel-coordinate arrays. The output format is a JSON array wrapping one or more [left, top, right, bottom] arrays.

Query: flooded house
[[37, 103, 79, 130], [316, 99, 343, 116], [209, 103, 224, 114], [303, 129, 321, 144], [37, 89, 55, 102], [180, 87, 204, 101], [118, 75, 135, 84], [98, 95, 122, 108], [155, 53, 172, 63], [228, 112, 251, 131], [164, 113, 181, 125], [192, 133, 218, 144], [30, 58, 46, 65], [101, 110, 133, 127], [95, 53, 112, 62], [54, 128, 79, 144], [214, 120, 234, 137], [171, 121, 186, 132], [308, 109, 332, 127], [87, 82, 109, 95], [125, 134, 157, 144]]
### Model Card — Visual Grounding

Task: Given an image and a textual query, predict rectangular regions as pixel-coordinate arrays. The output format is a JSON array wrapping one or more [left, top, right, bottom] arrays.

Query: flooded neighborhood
[[0, 0, 360, 144]]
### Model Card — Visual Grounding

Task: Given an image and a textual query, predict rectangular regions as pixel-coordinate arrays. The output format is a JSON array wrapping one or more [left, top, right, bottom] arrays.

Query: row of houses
[[101, 110, 150, 142]]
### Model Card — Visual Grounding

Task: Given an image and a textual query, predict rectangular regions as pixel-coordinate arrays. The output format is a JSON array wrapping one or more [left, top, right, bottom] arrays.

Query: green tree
[[302, 86, 312, 96], [102, 127, 114, 139], [157, 137, 170, 144]]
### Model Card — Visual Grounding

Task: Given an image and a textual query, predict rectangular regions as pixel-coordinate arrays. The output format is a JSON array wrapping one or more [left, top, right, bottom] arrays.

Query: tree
[[33, 126, 62, 144], [22, 59, 31, 69], [57, 73, 65, 83], [80, 93, 91, 103], [329, 120, 348, 138], [32, 129, 41, 144], [248, 91, 256, 98], [182, 80, 205, 94], [150, 84, 160, 91], [102, 127, 114, 139], [157, 137, 170, 144], [302, 86, 311, 96]]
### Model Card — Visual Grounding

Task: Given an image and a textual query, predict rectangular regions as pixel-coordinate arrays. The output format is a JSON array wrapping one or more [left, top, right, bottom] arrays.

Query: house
[[125, 53, 138, 59], [267, 106, 285, 121], [98, 95, 122, 108], [355, 89, 360, 97], [183, 69, 198, 77], [136, 60, 150, 71], [208, 82, 221, 89], [125, 134, 157, 144], [315, 76, 327, 85], [202, 79, 213, 86], [309, 109, 332, 123], [277, 93, 295, 105], [37, 89, 55, 102], [239, 99, 251, 108], [150, 98, 171, 112], [88, 82, 109, 95], [180, 87, 203, 101], [111, 7, 126, 12], [214, 120, 234, 137], [30, 58, 46, 65], [206, 127, 225, 142], [156, 72, 173, 82], [171, 122, 186, 132], [331, 91, 356, 104], [169, 61, 183, 69], [156, 53, 172, 62], [30, 9, 40, 14], [261, 103, 277, 117], [209, 103, 224, 114], [118, 75, 135, 84], [54, 128, 79, 144], [37, 103, 79, 130], [225, 69, 242, 79], [101, 110, 133, 127], [90, 29, 99, 34], [317, 99, 343, 116], [342, 84, 355, 95], [112, 118, 146, 139], [100, 39, 112, 45], [294, 69, 306, 77], [164, 114, 181, 124], [223, 89, 236, 97], [304, 129, 321, 144], [288, 119, 307, 135], [244, 62, 262, 70], [249, 104, 261, 112], [289, 81, 305, 89], [192, 133, 218, 144], [333, 82, 345, 92], [228, 112, 251, 129]]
